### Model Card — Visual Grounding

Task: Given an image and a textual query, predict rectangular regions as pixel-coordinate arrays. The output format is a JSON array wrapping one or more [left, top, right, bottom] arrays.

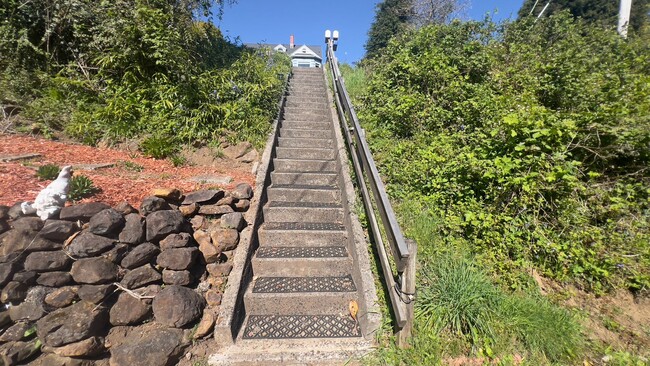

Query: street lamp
[[324, 29, 339, 51]]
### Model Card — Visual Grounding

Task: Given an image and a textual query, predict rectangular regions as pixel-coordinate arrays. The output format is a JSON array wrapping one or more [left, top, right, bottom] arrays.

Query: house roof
[[245, 43, 323, 60]]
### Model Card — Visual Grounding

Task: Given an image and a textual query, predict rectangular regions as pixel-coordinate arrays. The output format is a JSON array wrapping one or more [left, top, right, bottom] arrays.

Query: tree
[[518, 0, 650, 32], [364, 0, 414, 60], [411, 0, 467, 27]]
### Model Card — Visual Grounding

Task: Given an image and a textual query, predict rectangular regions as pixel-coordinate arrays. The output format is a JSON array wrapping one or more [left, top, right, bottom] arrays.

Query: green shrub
[[36, 164, 60, 181], [118, 160, 144, 172], [169, 154, 187, 167], [358, 14, 650, 293], [140, 135, 178, 159], [68, 175, 99, 201]]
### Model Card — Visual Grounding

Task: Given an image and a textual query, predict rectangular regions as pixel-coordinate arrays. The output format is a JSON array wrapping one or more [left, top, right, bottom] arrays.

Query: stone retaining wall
[[0, 183, 253, 365]]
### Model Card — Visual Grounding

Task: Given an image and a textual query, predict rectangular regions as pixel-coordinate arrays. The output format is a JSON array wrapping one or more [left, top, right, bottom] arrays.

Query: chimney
[[290, 34, 295, 49]]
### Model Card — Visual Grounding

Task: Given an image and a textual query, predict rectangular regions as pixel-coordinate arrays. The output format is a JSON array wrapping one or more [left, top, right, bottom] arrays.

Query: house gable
[[289, 45, 321, 61]]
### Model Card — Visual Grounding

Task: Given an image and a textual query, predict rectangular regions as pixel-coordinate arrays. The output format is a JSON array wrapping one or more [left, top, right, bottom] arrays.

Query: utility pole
[[618, 0, 632, 38]]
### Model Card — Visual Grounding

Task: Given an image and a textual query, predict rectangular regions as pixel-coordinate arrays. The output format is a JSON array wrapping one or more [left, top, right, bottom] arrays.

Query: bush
[[36, 164, 60, 181], [68, 175, 99, 201], [358, 14, 650, 293]]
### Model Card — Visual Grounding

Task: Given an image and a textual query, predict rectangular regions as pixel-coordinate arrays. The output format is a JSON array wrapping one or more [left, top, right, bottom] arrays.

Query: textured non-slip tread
[[270, 184, 336, 190], [263, 222, 346, 231], [256, 246, 348, 258], [243, 314, 361, 339], [253, 275, 356, 293], [268, 201, 341, 208]]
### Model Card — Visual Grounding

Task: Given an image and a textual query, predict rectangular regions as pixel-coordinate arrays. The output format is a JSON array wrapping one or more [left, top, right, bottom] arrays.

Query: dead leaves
[[349, 300, 358, 322]]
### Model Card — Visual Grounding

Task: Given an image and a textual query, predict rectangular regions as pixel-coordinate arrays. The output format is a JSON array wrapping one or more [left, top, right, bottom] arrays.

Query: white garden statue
[[21, 165, 73, 220]]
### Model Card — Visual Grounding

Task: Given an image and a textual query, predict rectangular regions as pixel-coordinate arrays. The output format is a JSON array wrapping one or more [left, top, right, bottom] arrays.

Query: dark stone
[[114, 201, 137, 216], [231, 182, 253, 199], [215, 196, 235, 207], [210, 228, 239, 252], [67, 232, 115, 258], [24, 251, 71, 272], [0, 322, 30, 342], [121, 264, 161, 289], [145, 210, 184, 242], [70, 257, 119, 284], [77, 284, 115, 304], [12, 271, 38, 286], [152, 286, 205, 328], [178, 203, 198, 217], [88, 209, 125, 236], [46, 336, 104, 357], [0, 261, 18, 287], [120, 242, 159, 269], [44, 287, 79, 308], [11, 217, 43, 231], [1, 281, 29, 303], [34, 353, 95, 366], [8, 203, 25, 220], [118, 213, 145, 245], [109, 292, 152, 326], [0, 310, 9, 327], [37, 272, 72, 287], [220, 212, 245, 231], [0, 220, 9, 235], [181, 190, 224, 205], [204, 290, 223, 307], [234, 199, 250, 212], [206, 262, 233, 277], [108, 328, 186, 366], [156, 247, 197, 271], [139, 196, 170, 216], [0, 205, 9, 220], [0, 340, 41, 365], [162, 270, 192, 286], [1, 229, 62, 256], [159, 232, 192, 250], [36, 300, 108, 347], [59, 202, 110, 221], [39, 220, 78, 242], [102, 243, 129, 264], [9, 302, 46, 321], [198, 205, 233, 216]]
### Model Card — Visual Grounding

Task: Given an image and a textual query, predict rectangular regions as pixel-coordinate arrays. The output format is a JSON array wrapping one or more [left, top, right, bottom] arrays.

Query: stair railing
[[325, 36, 416, 346]]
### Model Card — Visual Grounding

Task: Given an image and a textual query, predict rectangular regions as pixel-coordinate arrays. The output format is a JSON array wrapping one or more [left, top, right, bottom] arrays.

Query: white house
[[246, 35, 323, 68]]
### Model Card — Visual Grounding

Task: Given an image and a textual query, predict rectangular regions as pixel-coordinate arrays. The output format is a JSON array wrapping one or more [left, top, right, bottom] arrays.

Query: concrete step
[[284, 99, 329, 109], [288, 86, 327, 94], [273, 158, 337, 172], [252, 247, 352, 277], [277, 137, 334, 149], [264, 201, 344, 223], [282, 114, 331, 123], [283, 107, 331, 116], [239, 313, 361, 342], [276, 147, 335, 160], [279, 128, 333, 139], [271, 171, 339, 186], [258, 222, 348, 247], [267, 184, 340, 203], [280, 121, 331, 130], [244, 275, 357, 315], [287, 91, 326, 99]]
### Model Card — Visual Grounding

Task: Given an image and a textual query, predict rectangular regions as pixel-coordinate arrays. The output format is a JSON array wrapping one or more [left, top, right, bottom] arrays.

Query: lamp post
[[618, 0, 632, 38], [324, 29, 339, 52]]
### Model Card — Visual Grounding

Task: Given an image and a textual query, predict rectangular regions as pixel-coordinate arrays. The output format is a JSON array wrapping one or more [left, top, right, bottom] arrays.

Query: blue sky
[[215, 1, 524, 64]]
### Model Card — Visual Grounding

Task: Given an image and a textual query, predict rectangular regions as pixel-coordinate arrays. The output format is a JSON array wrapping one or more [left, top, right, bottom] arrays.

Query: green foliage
[[518, 0, 650, 33], [118, 160, 144, 172], [36, 164, 61, 180], [358, 14, 650, 294], [418, 256, 500, 341], [140, 135, 179, 159], [365, 0, 414, 60], [0, 0, 291, 150], [68, 175, 98, 201], [170, 154, 187, 167]]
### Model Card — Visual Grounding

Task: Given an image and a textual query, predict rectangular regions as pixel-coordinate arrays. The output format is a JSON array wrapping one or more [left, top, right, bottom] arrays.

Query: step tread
[[256, 246, 348, 258], [268, 201, 341, 208], [243, 314, 361, 339], [253, 275, 356, 293], [263, 222, 346, 231], [270, 184, 337, 190]]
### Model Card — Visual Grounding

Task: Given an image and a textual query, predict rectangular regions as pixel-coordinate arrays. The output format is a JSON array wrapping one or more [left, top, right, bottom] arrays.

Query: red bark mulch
[[0, 134, 254, 208]]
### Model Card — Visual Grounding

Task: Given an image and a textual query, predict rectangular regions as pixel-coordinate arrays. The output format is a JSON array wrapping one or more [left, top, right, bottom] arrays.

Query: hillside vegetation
[[0, 0, 290, 156], [346, 13, 649, 364]]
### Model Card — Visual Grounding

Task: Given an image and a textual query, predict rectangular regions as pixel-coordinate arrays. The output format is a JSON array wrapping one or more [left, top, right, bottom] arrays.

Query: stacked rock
[[0, 183, 252, 365]]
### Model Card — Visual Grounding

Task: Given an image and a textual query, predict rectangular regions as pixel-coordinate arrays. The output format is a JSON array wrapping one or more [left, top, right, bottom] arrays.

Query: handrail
[[325, 39, 416, 345]]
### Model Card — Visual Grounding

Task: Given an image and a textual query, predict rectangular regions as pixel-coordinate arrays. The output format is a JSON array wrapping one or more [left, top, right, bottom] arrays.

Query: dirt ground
[[0, 134, 255, 208]]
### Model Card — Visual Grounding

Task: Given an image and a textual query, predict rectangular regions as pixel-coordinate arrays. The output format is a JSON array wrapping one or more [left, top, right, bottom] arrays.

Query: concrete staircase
[[211, 68, 378, 365]]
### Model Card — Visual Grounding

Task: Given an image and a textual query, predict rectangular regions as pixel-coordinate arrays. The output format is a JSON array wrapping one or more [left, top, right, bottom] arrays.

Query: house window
[[298, 62, 311, 68]]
